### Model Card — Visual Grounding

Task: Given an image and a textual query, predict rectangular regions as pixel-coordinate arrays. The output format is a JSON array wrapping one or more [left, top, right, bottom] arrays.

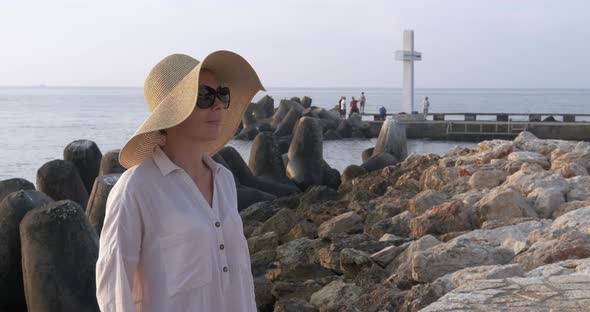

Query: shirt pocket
[[159, 229, 213, 297]]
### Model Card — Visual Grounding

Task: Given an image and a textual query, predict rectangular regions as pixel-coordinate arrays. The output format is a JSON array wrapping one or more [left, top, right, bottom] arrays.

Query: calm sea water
[[2, 87, 589, 183]]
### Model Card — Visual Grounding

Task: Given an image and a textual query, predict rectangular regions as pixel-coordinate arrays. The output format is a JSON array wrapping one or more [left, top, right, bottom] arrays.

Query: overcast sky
[[1, 0, 589, 88]]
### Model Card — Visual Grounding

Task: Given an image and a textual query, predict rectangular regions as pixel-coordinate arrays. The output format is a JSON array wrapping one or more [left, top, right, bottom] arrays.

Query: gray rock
[[373, 119, 408, 161], [318, 212, 363, 240], [409, 200, 475, 238], [468, 169, 508, 190], [252, 208, 300, 243], [269, 238, 333, 281], [0, 178, 36, 202], [248, 132, 289, 182], [63, 139, 103, 194], [370, 243, 410, 267], [247, 231, 279, 254], [475, 187, 538, 225], [274, 298, 318, 312], [527, 187, 565, 219], [514, 231, 590, 271], [411, 237, 515, 283], [450, 264, 525, 288], [239, 201, 277, 223], [370, 211, 413, 239], [422, 274, 590, 312], [36, 159, 89, 208], [86, 174, 120, 237], [505, 151, 551, 172], [408, 190, 450, 215], [287, 117, 340, 190], [387, 235, 441, 287], [98, 149, 126, 176], [341, 165, 367, 184], [566, 176, 590, 201], [20, 200, 99, 312], [275, 105, 303, 137], [0, 190, 53, 311], [310, 279, 362, 312], [361, 152, 398, 172]]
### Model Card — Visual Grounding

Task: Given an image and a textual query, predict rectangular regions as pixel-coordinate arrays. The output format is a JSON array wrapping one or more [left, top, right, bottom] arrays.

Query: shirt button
[[223, 266, 228, 272], [220, 244, 225, 250], [215, 221, 221, 227]]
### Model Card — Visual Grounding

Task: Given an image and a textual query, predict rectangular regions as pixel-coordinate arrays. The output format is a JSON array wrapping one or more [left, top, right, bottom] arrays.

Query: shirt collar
[[152, 145, 222, 176]]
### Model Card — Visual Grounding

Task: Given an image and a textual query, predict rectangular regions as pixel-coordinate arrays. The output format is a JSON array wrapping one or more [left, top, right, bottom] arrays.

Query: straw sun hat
[[119, 50, 264, 169]]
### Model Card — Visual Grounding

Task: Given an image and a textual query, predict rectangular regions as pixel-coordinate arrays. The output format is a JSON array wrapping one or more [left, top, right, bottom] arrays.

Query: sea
[[1, 87, 589, 183]]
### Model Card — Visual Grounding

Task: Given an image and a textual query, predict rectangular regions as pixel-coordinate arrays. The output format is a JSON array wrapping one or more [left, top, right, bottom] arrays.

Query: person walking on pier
[[339, 96, 347, 119], [349, 96, 359, 117], [359, 92, 366, 114], [422, 96, 430, 120]]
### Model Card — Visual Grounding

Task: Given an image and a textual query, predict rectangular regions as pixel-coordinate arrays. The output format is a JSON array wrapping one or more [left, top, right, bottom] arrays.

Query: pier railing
[[361, 112, 590, 122]]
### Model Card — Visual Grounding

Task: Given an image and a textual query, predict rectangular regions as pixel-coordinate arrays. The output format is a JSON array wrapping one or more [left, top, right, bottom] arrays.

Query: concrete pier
[[364, 112, 590, 142]]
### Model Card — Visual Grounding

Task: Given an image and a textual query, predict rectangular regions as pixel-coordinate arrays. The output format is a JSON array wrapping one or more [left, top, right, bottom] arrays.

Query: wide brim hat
[[119, 50, 264, 169]]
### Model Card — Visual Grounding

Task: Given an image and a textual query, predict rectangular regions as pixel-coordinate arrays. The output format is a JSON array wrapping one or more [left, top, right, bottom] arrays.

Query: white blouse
[[96, 145, 257, 312]]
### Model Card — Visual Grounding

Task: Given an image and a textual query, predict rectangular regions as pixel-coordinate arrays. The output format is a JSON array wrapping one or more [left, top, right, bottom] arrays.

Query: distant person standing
[[339, 96, 347, 119], [379, 106, 387, 120], [422, 96, 430, 119], [349, 96, 359, 117], [359, 92, 366, 114]]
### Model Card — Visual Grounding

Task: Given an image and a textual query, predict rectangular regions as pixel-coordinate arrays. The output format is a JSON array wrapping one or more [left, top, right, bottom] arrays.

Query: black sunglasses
[[196, 85, 231, 109]]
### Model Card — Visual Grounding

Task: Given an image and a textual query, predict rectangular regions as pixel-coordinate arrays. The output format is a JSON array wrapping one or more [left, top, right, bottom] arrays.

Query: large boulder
[[253, 95, 275, 121], [361, 153, 398, 172], [411, 237, 515, 283], [248, 132, 291, 183], [0, 190, 53, 311], [85, 174, 121, 237], [275, 105, 303, 137], [410, 200, 475, 238], [271, 100, 297, 129], [526, 187, 565, 219], [566, 176, 590, 201], [267, 238, 333, 282], [310, 279, 362, 312], [0, 178, 35, 202], [373, 119, 407, 161], [20, 200, 99, 312], [251, 208, 300, 244], [36, 159, 89, 208], [504, 166, 568, 195], [318, 211, 363, 240], [504, 151, 550, 173], [475, 187, 538, 225], [63, 139, 103, 194], [217, 146, 298, 200], [369, 211, 413, 239], [468, 169, 508, 190], [408, 190, 450, 215], [287, 117, 340, 190], [419, 166, 459, 192], [514, 231, 590, 271], [98, 149, 126, 176], [387, 235, 441, 288]]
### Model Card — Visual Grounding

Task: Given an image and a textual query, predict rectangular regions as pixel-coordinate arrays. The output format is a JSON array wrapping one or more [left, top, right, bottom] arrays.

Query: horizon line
[[1, 85, 589, 90]]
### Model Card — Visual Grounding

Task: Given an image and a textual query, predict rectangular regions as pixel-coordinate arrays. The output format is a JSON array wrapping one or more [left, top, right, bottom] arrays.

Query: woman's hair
[[159, 129, 167, 135]]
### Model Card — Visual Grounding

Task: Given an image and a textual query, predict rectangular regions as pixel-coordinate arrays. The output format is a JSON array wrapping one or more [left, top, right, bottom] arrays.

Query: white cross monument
[[395, 30, 422, 114]]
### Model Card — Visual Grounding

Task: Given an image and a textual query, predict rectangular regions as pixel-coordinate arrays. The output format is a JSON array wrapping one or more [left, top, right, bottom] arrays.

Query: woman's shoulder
[[111, 158, 159, 196]]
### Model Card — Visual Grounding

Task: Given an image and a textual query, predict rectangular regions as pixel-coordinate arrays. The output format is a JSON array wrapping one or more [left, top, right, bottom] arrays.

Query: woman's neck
[[161, 135, 209, 177]]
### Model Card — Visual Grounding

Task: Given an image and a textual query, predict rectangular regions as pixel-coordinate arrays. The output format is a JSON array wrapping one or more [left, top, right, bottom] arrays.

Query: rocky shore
[[1, 93, 590, 311]]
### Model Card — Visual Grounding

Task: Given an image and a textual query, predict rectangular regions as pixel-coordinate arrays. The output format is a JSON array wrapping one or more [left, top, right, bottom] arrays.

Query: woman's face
[[168, 69, 226, 143]]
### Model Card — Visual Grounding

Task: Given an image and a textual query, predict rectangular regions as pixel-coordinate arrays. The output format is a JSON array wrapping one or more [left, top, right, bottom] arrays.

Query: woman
[[96, 51, 264, 311]]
